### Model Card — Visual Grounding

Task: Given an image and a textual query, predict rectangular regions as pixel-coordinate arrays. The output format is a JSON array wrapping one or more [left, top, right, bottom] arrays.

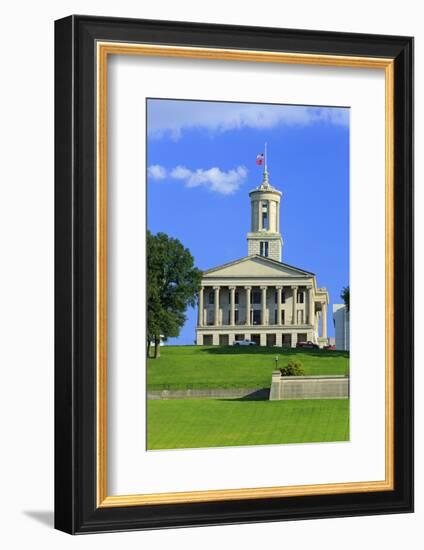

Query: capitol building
[[196, 163, 330, 348]]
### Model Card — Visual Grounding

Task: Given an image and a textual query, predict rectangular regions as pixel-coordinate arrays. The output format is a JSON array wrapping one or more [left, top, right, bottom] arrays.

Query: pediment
[[203, 256, 314, 279]]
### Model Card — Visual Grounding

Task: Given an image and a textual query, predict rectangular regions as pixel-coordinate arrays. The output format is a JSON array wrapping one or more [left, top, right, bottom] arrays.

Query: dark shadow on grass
[[197, 346, 349, 359], [217, 388, 270, 401]]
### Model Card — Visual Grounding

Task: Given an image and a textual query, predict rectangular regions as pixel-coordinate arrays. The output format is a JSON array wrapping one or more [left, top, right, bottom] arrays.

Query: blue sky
[[147, 99, 349, 343]]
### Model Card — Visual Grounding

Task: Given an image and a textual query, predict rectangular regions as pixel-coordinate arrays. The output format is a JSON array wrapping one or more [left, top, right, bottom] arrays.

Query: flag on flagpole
[[256, 153, 264, 165]]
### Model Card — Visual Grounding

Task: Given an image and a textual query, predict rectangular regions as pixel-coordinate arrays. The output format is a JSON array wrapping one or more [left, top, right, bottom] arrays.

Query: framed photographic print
[[54, 15, 413, 534]]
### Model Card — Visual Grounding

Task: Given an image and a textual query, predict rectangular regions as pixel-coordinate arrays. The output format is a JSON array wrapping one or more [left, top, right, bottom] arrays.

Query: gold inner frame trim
[[96, 42, 395, 508]]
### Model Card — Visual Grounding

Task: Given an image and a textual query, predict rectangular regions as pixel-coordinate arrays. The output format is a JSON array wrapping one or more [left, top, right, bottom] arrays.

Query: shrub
[[279, 360, 305, 377]]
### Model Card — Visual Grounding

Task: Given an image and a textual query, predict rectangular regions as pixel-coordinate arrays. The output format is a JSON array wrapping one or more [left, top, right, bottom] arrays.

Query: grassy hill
[[147, 398, 349, 449], [147, 345, 349, 390]]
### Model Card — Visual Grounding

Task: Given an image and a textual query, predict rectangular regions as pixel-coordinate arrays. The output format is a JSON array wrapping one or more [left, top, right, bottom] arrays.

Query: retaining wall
[[148, 387, 269, 400], [269, 372, 349, 400]]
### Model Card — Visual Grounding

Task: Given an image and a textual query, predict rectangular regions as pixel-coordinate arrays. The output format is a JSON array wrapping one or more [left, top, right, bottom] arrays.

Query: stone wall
[[269, 371, 349, 400], [148, 387, 269, 400]]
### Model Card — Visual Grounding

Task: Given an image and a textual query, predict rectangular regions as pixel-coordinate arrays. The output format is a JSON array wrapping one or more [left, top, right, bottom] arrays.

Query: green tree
[[341, 286, 350, 311], [147, 231, 202, 358]]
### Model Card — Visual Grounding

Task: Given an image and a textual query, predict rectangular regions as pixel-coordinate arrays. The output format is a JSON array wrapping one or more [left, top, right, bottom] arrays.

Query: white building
[[196, 164, 330, 348], [333, 304, 350, 350]]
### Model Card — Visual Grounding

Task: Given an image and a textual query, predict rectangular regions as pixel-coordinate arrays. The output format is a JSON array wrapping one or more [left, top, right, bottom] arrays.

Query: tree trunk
[[146, 338, 151, 358], [154, 335, 161, 358]]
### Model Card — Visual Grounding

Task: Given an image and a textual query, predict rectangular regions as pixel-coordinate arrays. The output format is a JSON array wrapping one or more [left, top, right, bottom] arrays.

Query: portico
[[196, 257, 329, 347]]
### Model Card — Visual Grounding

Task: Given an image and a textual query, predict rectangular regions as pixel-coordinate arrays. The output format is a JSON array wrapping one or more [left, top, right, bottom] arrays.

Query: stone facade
[[247, 236, 282, 262], [196, 169, 330, 348]]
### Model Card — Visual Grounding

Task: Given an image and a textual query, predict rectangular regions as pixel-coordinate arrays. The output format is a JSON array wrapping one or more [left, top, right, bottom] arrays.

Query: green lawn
[[147, 398, 350, 450], [147, 345, 349, 390]]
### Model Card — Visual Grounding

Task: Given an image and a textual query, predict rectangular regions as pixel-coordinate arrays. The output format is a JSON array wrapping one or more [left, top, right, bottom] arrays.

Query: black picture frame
[[55, 15, 414, 534]]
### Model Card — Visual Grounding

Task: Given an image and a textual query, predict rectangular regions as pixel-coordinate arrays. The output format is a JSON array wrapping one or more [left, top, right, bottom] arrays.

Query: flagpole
[[265, 142, 268, 173], [263, 142, 269, 185]]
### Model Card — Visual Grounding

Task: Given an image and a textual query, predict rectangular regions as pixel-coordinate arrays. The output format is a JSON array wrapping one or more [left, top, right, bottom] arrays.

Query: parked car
[[233, 339, 257, 346], [296, 341, 319, 349]]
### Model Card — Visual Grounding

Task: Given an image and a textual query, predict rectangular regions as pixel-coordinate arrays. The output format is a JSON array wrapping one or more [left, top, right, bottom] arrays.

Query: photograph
[[146, 98, 350, 451], [0, 0, 417, 542], [50, 8, 413, 537]]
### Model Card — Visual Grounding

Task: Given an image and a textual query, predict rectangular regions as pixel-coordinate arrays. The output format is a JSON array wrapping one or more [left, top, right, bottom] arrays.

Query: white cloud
[[147, 164, 167, 180], [147, 100, 349, 140], [170, 166, 191, 180], [148, 164, 248, 195]]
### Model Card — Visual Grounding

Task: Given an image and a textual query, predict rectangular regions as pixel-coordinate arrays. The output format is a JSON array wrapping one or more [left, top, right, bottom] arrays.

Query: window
[[208, 291, 215, 305], [260, 241, 269, 257], [266, 334, 276, 347], [262, 201, 269, 230], [219, 334, 229, 346], [235, 310, 239, 324], [282, 334, 291, 346], [297, 291, 304, 304], [235, 291, 239, 305], [252, 291, 261, 304], [274, 309, 278, 324], [253, 310, 261, 325], [281, 310, 285, 324], [251, 334, 261, 345]]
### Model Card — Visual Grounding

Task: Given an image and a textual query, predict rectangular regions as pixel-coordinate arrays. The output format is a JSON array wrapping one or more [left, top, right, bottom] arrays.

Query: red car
[[296, 341, 319, 349]]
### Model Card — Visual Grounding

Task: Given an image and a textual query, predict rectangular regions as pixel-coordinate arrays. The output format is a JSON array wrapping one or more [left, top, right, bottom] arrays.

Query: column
[[276, 286, 282, 325], [269, 201, 275, 232], [322, 302, 327, 338], [229, 286, 236, 326], [261, 286, 267, 325], [275, 201, 279, 232], [276, 201, 280, 232], [291, 332, 298, 348], [308, 286, 314, 325], [291, 285, 298, 324], [245, 286, 251, 326], [213, 286, 220, 326], [198, 286, 204, 327]]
